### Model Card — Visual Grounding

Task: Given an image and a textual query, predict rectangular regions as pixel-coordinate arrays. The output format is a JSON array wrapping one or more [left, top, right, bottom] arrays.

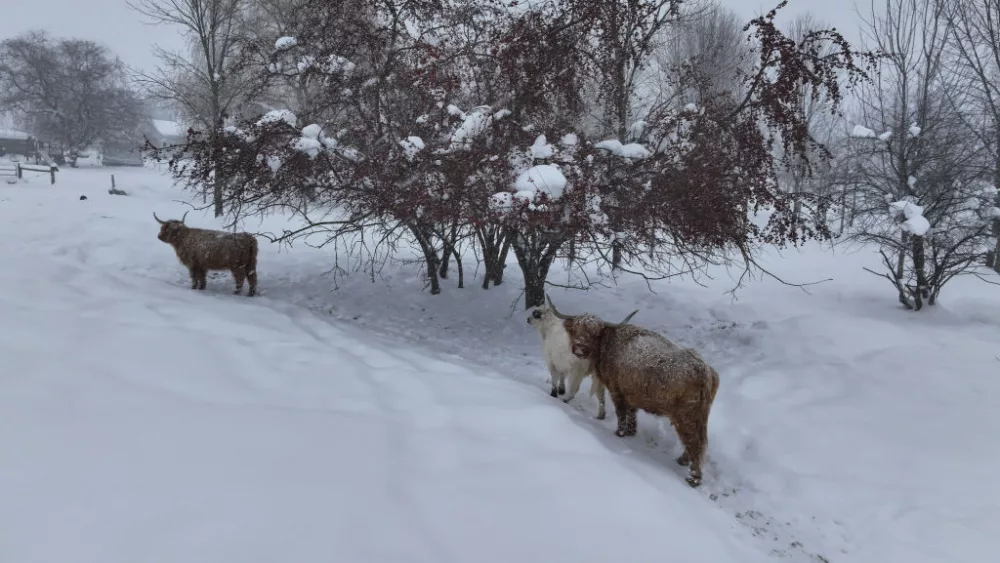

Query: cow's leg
[[246, 265, 257, 297], [232, 267, 245, 295]]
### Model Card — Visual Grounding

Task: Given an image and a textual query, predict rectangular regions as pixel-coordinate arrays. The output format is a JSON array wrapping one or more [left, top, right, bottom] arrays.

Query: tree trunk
[[411, 224, 442, 295], [213, 175, 224, 217], [895, 232, 909, 308], [476, 225, 509, 289], [492, 238, 510, 286], [511, 231, 564, 309], [523, 269, 547, 310], [438, 222, 458, 280], [451, 244, 464, 289], [911, 234, 926, 311]]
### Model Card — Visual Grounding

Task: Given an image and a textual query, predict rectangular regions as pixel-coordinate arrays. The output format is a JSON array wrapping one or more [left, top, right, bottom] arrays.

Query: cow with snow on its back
[[155, 211, 259, 296], [527, 295, 637, 420]]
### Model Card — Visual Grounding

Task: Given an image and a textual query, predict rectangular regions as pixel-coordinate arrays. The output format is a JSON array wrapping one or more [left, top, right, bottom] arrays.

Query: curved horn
[[180, 210, 189, 224], [153, 212, 166, 224], [605, 310, 639, 329], [546, 295, 575, 320]]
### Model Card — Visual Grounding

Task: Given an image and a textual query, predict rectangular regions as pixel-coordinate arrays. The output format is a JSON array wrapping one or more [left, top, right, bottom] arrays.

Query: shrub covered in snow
[[150, 0, 874, 308]]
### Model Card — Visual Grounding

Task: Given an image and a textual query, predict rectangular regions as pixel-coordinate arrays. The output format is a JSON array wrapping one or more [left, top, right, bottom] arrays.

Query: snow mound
[[513, 164, 568, 199]]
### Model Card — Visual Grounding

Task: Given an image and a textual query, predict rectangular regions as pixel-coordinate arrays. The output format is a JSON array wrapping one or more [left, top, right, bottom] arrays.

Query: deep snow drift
[[2, 165, 999, 563]]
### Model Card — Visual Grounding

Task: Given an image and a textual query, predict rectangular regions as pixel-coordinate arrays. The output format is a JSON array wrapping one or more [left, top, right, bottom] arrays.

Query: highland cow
[[528, 296, 638, 420], [552, 301, 719, 487], [154, 211, 259, 296]]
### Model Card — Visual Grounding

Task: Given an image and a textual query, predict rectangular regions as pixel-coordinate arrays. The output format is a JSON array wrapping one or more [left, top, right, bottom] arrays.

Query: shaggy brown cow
[[551, 300, 720, 487], [154, 211, 259, 296]]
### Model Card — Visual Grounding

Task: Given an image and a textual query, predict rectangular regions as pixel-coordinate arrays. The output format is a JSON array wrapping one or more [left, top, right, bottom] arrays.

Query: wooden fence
[[0, 162, 59, 184]]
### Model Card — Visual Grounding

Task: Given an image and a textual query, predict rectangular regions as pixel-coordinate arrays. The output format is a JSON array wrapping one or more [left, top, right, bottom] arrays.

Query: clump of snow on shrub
[[514, 164, 567, 199], [258, 109, 297, 128], [595, 139, 624, 155], [291, 137, 323, 158], [890, 199, 931, 236], [266, 155, 283, 173], [851, 125, 877, 138], [399, 136, 425, 160], [489, 192, 514, 214], [224, 125, 255, 143], [620, 143, 650, 159], [275, 36, 297, 51], [908, 123, 922, 137], [531, 135, 554, 159], [301, 124, 322, 139], [560, 133, 578, 146], [878, 130, 892, 141], [450, 107, 494, 150]]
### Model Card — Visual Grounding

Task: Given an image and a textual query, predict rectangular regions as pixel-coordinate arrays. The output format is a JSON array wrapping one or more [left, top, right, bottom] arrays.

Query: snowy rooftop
[[0, 128, 31, 140], [152, 119, 187, 138]]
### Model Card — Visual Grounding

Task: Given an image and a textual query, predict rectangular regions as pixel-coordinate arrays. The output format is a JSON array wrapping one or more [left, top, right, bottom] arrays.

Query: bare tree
[[0, 31, 143, 166], [128, 0, 250, 217], [841, 0, 995, 310], [776, 13, 844, 227], [947, 0, 1000, 270], [652, 1, 749, 110]]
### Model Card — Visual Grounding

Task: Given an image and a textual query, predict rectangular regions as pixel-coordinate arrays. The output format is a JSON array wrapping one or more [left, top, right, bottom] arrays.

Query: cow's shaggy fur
[[563, 311, 720, 487], [155, 212, 259, 296]]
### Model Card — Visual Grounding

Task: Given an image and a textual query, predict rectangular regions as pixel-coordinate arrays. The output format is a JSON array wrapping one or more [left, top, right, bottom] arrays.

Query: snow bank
[[513, 164, 567, 199], [0, 175, 766, 563]]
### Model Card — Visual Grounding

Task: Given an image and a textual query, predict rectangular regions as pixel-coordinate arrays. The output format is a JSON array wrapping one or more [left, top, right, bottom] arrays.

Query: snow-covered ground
[[2, 166, 998, 562]]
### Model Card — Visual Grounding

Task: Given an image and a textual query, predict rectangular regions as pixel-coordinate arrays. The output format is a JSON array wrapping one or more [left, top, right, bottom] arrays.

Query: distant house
[[144, 119, 189, 148], [0, 128, 38, 159]]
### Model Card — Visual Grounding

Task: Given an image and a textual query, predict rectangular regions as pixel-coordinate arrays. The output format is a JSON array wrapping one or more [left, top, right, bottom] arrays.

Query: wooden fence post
[[50, 165, 55, 185], [16, 164, 22, 179]]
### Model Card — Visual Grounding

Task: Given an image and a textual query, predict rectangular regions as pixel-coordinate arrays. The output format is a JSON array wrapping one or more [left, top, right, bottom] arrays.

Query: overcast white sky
[[0, 0, 866, 74]]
